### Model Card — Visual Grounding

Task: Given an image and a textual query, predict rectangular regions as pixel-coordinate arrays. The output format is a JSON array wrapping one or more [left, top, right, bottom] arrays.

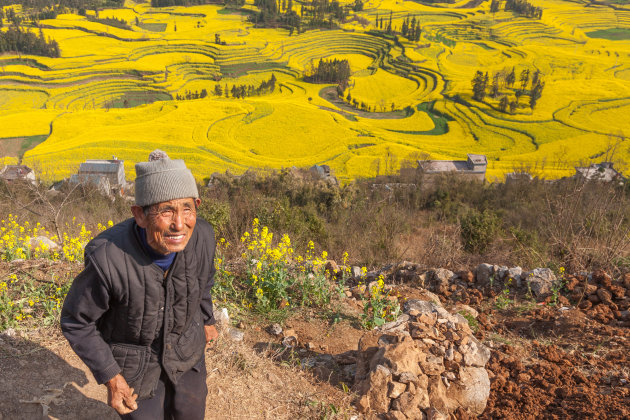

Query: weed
[[458, 311, 479, 334], [495, 278, 513, 309], [360, 274, 400, 329]]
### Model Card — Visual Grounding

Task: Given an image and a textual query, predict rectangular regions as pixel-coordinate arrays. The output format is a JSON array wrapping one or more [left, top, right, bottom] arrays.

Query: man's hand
[[205, 324, 218, 349], [106, 374, 138, 415]]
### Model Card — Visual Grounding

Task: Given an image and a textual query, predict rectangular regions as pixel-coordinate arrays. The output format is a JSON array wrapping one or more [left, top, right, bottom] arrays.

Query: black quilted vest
[[85, 217, 214, 399]]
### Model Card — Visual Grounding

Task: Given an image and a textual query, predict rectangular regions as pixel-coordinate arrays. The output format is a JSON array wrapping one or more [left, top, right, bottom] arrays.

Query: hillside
[[0, 0, 629, 181]]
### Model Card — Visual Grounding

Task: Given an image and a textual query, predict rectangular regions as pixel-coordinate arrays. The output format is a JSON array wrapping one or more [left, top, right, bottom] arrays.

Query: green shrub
[[460, 208, 500, 253]]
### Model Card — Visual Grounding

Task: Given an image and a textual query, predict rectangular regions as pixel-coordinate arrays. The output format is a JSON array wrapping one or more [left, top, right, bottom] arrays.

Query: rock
[[609, 285, 626, 299], [372, 337, 424, 376], [325, 260, 339, 276], [524, 268, 557, 298], [0, 328, 16, 338], [584, 283, 598, 295], [380, 315, 411, 333], [474, 264, 494, 286], [592, 269, 612, 288], [459, 336, 491, 367], [388, 381, 407, 399], [457, 270, 474, 284], [507, 267, 523, 287], [29, 235, 59, 251], [356, 395, 370, 413], [597, 288, 614, 305], [578, 300, 592, 310], [385, 410, 408, 420], [420, 355, 445, 375], [366, 365, 393, 413], [351, 266, 362, 278], [425, 407, 448, 420], [428, 269, 455, 293], [587, 294, 601, 304], [215, 307, 230, 328], [446, 366, 490, 415], [282, 334, 298, 348], [227, 328, 244, 342], [623, 273, 630, 289], [454, 304, 478, 319], [236, 321, 245, 329], [268, 323, 283, 336]]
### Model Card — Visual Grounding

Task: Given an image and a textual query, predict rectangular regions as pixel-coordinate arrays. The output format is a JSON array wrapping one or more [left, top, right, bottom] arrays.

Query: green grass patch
[[0, 134, 49, 161], [586, 28, 630, 40], [137, 22, 168, 32], [106, 91, 172, 108], [386, 101, 452, 136]]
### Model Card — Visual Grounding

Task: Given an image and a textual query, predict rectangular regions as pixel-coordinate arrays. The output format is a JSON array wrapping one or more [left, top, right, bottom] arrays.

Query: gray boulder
[[524, 268, 558, 298]]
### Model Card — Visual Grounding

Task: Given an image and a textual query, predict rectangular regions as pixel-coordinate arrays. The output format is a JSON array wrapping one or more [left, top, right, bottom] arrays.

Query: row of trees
[[250, 0, 364, 34], [374, 12, 421, 42], [492, 0, 543, 19], [0, 25, 60, 57], [471, 67, 545, 111], [0, 0, 124, 11], [212, 73, 278, 99], [304, 58, 351, 84], [86, 15, 130, 30], [175, 89, 209, 100], [150, 0, 216, 7]]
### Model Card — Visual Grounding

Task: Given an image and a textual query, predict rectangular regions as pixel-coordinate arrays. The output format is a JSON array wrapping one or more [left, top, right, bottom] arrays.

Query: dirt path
[[0, 328, 355, 420]]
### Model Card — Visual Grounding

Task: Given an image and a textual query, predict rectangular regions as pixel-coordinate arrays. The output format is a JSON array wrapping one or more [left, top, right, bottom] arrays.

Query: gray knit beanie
[[135, 149, 198, 207]]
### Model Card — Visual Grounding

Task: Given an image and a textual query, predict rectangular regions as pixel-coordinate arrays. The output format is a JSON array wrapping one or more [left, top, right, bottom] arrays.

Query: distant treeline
[[150, 0, 219, 7], [471, 66, 545, 112], [175, 89, 209, 100], [213, 73, 278, 99], [374, 12, 421, 42], [250, 0, 364, 34], [0, 25, 60, 57], [0, 0, 124, 10], [492, 0, 542, 19], [305, 58, 351, 84], [86, 14, 130, 30]]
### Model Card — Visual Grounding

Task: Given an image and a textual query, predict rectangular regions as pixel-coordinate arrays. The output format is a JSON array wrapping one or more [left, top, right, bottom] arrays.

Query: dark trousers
[[120, 358, 207, 420]]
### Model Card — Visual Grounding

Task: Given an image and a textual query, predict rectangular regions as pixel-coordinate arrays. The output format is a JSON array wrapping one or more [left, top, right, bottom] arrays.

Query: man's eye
[[160, 210, 174, 218]]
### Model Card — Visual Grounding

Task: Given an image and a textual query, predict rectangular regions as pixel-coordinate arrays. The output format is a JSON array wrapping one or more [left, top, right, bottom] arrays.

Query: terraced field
[[1, 0, 630, 181]]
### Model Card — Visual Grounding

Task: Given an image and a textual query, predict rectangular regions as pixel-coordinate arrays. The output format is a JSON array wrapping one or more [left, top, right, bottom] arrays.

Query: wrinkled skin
[[131, 197, 201, 255]]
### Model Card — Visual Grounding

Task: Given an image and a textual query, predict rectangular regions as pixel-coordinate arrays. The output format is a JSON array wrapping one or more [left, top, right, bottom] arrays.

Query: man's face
[[131, 197, 201, 255]]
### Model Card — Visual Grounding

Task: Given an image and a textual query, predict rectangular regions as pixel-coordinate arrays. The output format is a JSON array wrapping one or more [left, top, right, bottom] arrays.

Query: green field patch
[[0, 134, 49, 160], [138, 22, 168, 32], [586, 28, 630, 40], [385, 101, 451, 136], [106, 91, 172, 108]]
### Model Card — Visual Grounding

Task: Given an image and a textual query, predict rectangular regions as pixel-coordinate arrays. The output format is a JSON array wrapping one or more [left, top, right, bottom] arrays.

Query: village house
[[70, 157, 126, 196], [415, 154, 488, 182], [574, 162, 626, 183], [0, 165, 36, 185]]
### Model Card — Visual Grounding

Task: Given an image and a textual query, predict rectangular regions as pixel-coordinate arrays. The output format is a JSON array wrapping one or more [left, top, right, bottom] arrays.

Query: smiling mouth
[[165, 234, 185, 241]]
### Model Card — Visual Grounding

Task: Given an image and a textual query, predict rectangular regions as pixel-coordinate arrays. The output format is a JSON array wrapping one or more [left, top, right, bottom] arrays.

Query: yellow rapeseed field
[[0, 0, 628, 181]]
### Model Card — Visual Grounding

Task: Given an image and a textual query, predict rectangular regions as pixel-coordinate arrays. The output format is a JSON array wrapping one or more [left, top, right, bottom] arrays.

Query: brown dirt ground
[[1, 267, 629, 419]]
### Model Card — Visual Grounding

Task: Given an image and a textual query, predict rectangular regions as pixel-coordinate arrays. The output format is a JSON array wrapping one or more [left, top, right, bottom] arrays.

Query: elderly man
[[61, 150, 218, 419]]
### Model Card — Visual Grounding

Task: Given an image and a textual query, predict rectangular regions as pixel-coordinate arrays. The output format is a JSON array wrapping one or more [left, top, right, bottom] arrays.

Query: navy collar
[[138, 227, 176, 272]]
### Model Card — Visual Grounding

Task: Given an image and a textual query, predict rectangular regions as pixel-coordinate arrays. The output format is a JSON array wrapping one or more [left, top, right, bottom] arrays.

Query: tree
[[215, 33, 221, 44], [490, 72, 500, 98], [471, 70, 486, 101], [506, 67, 516, 87], [519, 68, 530, 90], [499, 96, 509, 113], [509, 99, 517, 113], [529, 80, 544, 109], [214, 84, 223, 96]]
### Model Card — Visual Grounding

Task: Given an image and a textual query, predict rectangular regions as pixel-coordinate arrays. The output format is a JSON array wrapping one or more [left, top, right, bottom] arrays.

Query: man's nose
[[170, 211, 185, 230]]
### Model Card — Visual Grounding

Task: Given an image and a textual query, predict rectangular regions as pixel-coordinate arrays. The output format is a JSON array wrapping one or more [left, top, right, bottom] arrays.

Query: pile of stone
[[352, 298, 491, 419], [567, 269, 630, 326]]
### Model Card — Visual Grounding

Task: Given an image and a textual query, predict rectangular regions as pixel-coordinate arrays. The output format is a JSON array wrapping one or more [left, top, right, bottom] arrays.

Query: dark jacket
[[60, 217, 216, 399]]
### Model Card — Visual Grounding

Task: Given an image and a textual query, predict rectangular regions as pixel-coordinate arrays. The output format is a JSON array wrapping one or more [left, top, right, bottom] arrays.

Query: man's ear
[[195, 198, 201, 208], [131, 205, 148, 228]]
